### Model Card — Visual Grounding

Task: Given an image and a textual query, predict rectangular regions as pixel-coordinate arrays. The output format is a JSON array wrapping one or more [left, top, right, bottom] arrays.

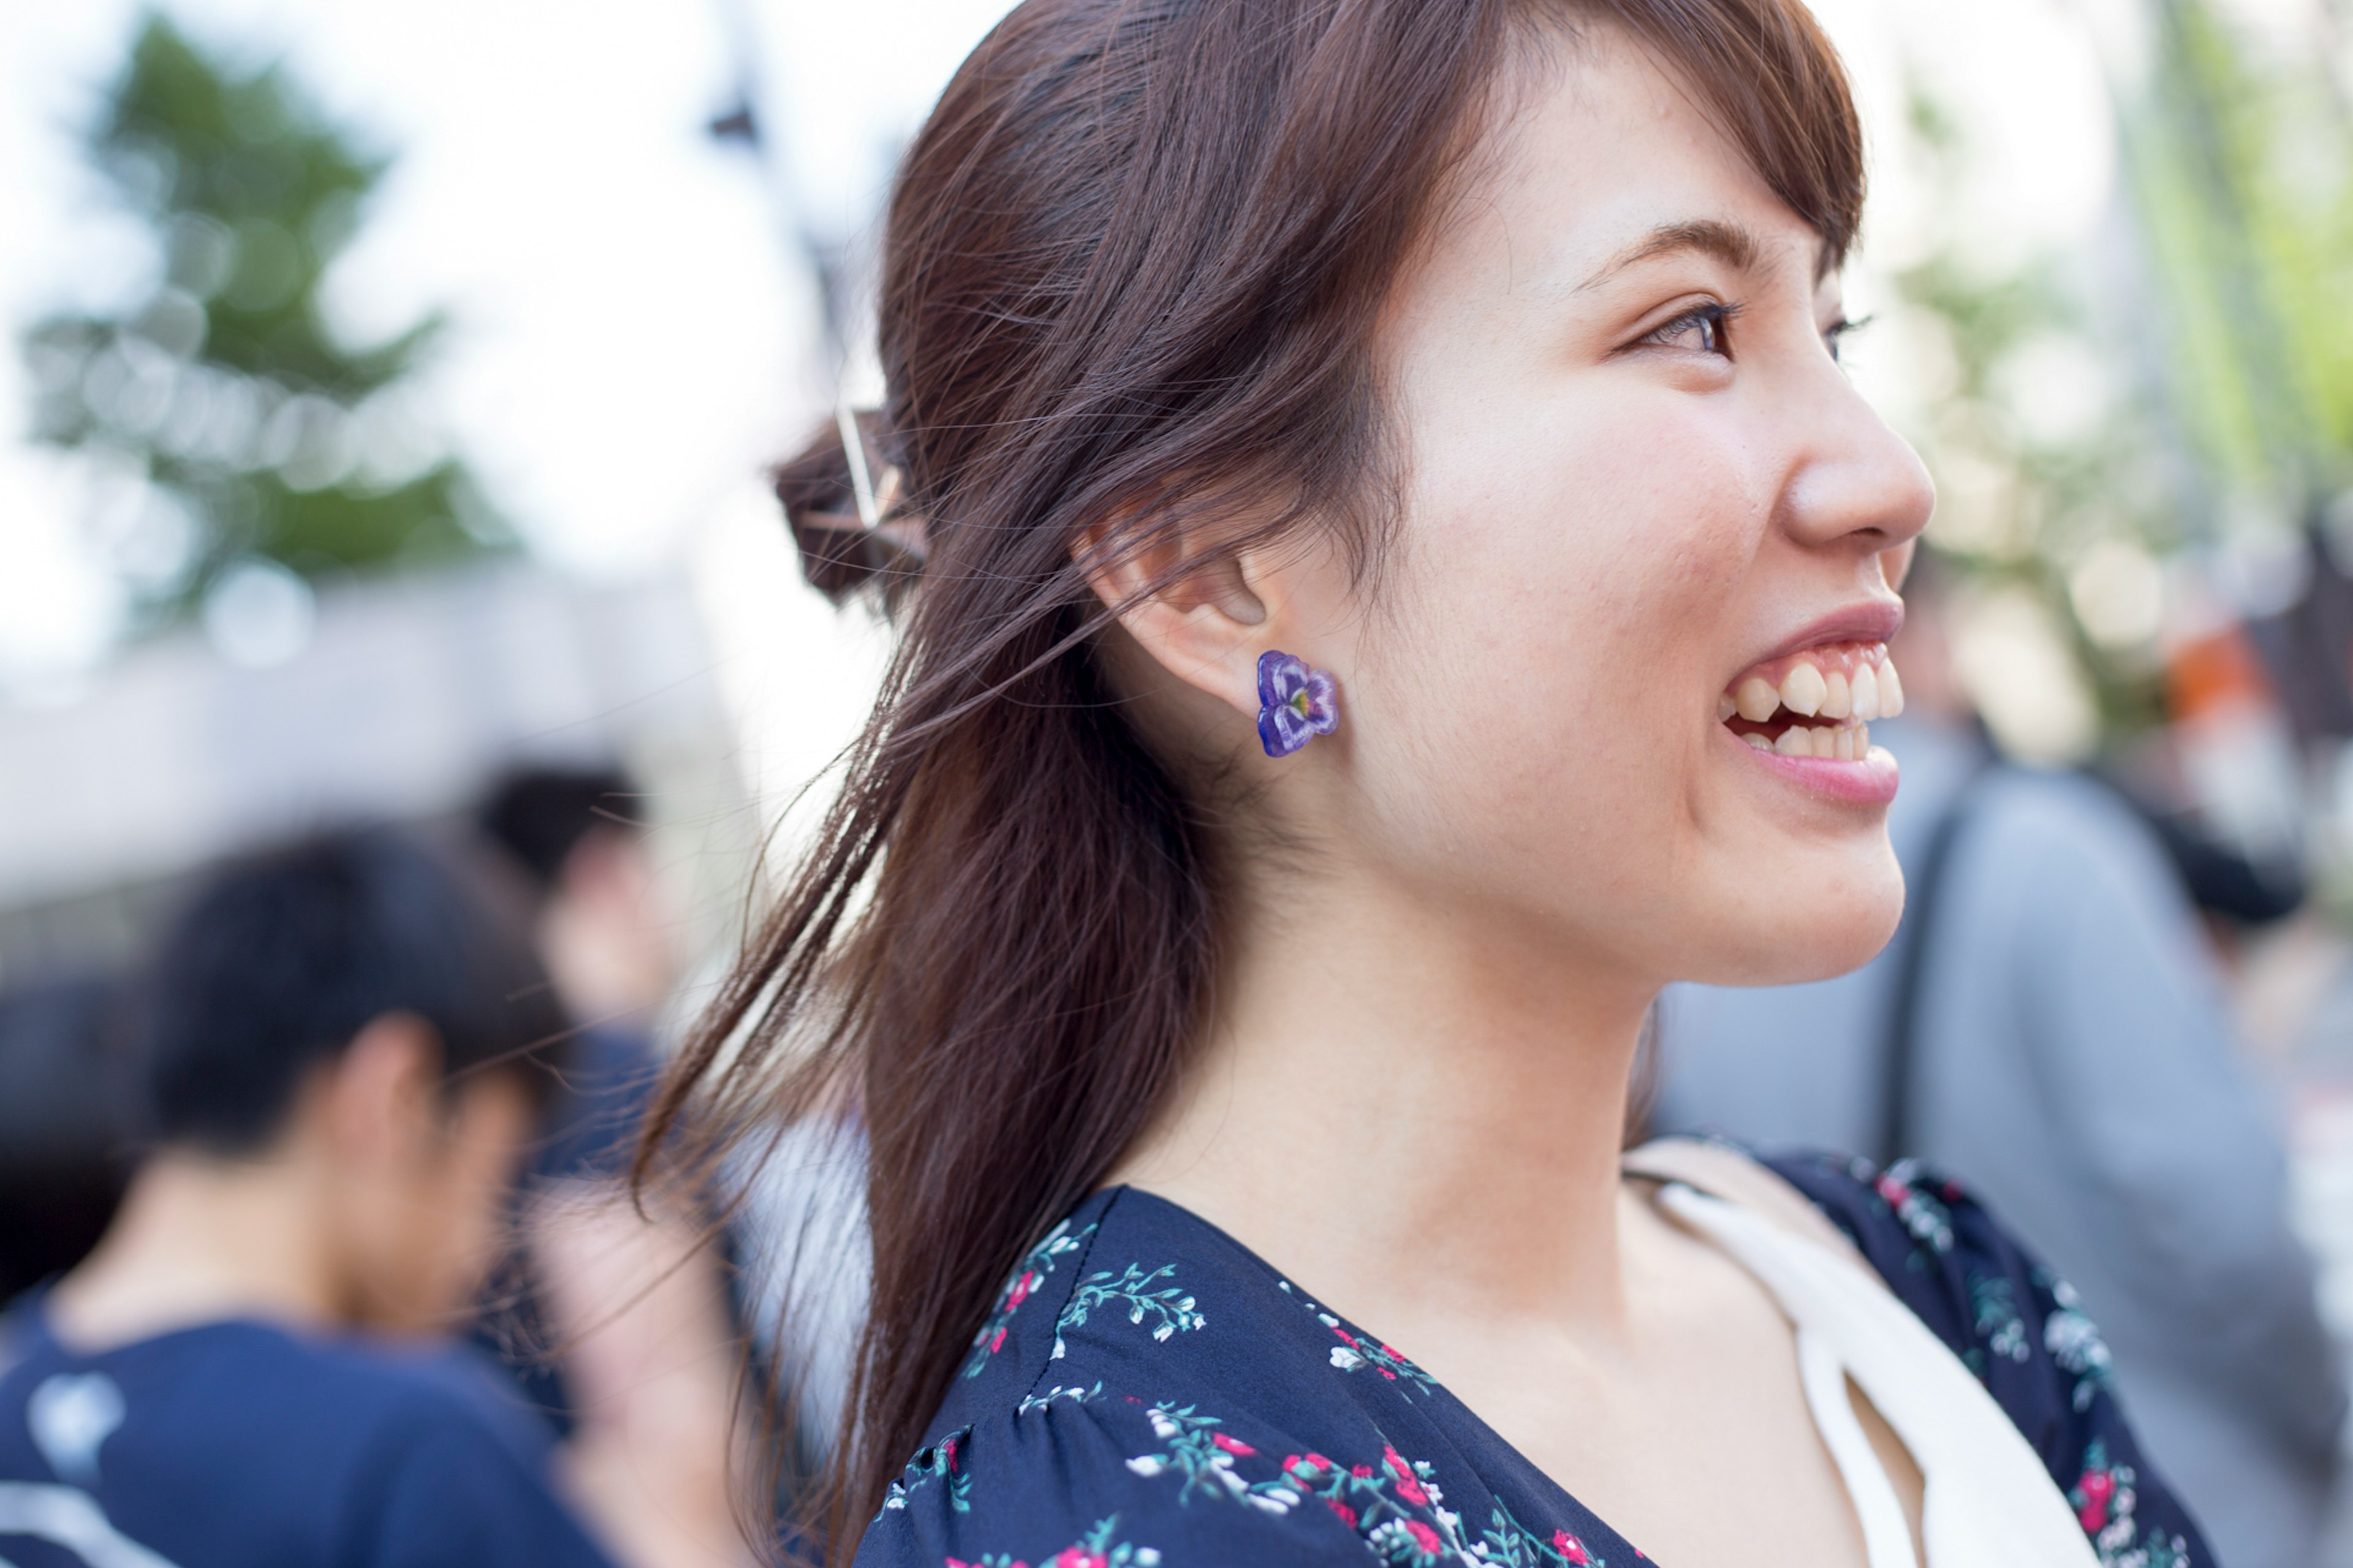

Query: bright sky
[[0, 0, 2123, 697]]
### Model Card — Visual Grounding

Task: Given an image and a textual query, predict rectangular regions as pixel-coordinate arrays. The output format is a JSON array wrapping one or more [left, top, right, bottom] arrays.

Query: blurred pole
[[705, 0, 861, 383]]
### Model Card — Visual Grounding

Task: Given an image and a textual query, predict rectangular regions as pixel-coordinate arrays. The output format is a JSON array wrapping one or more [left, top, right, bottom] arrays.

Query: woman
[[651, 1, 2211, 1564]]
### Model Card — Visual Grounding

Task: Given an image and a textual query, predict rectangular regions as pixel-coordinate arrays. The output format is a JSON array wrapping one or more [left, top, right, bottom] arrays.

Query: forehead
[[1432, 23, 1830, 303]]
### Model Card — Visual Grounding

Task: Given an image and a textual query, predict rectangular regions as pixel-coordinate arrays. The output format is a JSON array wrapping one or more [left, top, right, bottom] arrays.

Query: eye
[[1823, 313, 1873, 363], [1643, 302, 1735, 357]]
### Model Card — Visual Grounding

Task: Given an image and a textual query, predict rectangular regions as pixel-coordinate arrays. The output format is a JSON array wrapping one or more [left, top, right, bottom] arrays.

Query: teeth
[[1734, 676, 1780, 723], [1779, 662, 1827, 718], [1878, 661, 1904, 717], [1819, 670, 1851, 720], [1718, 692, 1738, 722], [1745, 724, 1873, 760], [1849, 662, 1881, 721]]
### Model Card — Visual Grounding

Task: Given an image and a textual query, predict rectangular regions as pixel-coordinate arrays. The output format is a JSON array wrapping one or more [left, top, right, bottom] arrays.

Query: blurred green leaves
[[1894, 0, 2353, 749], [21, 12, 506, 626]]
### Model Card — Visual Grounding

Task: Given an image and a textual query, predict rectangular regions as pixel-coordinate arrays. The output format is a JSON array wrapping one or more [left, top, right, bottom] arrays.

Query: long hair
[[640, 0, 1864, 1553]]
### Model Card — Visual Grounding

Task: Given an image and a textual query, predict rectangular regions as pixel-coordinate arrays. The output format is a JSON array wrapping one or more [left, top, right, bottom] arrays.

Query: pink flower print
[[1007, 1270, 1036, 1309], [1048, 1550, 1106, 1568], [1384, 1445, 1430, 1506], [1211, 1433, 1257, 1456], [2077, 1468, 2115, 1532], [1352, 1464, 1374, 1479], [1875, 1172, 1909, 1207], [941, 1436, 960, 1472], [1405, 1521, 1442, 1555], [988, 1327, 1009, 1354], [1553, 1530, 1592, 1564], [1328, 1500, 1358, 1530]]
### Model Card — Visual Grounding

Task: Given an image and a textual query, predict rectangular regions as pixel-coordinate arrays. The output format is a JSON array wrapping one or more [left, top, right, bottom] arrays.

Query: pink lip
[[1748, 598, 1904, 668], [1726, 732, 1901, 805]]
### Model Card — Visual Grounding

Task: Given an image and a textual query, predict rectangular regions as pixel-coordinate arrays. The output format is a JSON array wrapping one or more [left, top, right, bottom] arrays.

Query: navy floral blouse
[[855, 1154, 2210, 1568]]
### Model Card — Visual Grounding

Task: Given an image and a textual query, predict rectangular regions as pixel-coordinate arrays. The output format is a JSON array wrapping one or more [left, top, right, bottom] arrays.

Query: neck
[[47, 1145, 343, 1352], [1113, 856, 1655, 1339]]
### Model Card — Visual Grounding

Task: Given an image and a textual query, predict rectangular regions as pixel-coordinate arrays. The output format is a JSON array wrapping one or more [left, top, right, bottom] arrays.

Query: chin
[[1698, 837, 1904, 988]]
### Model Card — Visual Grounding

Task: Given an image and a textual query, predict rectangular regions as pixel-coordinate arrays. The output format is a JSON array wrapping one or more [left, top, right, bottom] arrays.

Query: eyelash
[[1644, 302, 1740, 357], [1824, 313, 1873, 363], [1636, 307, 1876, 362]]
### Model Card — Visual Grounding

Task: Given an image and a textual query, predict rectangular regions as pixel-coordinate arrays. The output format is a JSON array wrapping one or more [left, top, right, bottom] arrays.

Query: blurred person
[[645, 2, 2208, 1565], [1653, 556, 2345, 1568], [477, 768, 756, 1568], [0, 978, 133, 1303], [0, 827, 623, 1568]]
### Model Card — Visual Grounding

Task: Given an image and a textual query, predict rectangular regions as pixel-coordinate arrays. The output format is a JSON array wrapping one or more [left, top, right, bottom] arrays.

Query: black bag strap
[[1875, 757, 1996, 1166]]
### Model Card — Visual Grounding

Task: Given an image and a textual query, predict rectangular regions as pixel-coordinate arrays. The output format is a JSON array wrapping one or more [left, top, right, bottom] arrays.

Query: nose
[[1775, 359, 1936, 562]]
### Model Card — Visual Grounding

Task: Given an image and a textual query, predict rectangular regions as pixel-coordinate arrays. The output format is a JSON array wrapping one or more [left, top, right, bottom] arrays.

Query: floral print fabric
[[857, 1156, 2208, 1568]]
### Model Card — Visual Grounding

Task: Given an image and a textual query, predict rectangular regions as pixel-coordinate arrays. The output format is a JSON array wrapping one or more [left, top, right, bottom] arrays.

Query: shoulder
[[1961, 768, 2179, 909], [860, 1187, 1472, 1568], [1765, 1152, 2211, 1566], [189, 1330, 611, 1567]]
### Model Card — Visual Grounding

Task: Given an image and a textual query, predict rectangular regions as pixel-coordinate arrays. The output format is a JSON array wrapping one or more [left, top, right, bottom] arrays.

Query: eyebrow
[[1575, 218, 1768, 292]]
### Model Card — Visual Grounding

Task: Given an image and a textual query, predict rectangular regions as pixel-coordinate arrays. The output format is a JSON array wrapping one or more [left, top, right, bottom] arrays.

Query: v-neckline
[[1102, 1183, 1661, 1565]]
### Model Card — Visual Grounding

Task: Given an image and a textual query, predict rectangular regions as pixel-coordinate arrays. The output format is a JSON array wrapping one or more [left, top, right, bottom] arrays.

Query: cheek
[[1356, 405, 1761, 898]]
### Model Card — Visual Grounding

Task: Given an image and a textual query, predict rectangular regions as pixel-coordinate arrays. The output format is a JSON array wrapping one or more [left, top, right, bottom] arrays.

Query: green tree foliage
[[2124, 0, 2353, 497], [1891, 0, 2353, 746], [21, 12, 506, 623]]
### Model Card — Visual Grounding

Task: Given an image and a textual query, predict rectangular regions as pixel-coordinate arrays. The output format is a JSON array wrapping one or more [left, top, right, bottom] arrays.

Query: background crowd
[[5, 0, 2353, 1564]]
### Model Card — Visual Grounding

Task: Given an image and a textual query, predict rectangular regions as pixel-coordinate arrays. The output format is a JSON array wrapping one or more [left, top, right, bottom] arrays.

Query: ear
[[1076, 520, 1275, 722], [322, 1013, 444, 1172]]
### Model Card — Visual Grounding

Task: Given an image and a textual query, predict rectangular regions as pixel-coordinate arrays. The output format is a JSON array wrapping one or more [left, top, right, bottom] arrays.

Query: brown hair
[[643, 0, 1863, 1553]]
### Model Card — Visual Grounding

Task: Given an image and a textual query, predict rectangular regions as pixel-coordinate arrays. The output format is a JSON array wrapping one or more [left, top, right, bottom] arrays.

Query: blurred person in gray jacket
[[1653, 566, 2345, 1568]]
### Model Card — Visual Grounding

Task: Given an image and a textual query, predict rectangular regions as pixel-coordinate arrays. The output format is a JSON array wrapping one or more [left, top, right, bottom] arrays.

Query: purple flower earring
[[1256, 650, 1339, 758]]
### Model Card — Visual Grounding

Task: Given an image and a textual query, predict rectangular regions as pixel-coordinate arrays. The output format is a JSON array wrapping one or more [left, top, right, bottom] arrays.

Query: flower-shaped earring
[[1256, 650, 1339, 758]]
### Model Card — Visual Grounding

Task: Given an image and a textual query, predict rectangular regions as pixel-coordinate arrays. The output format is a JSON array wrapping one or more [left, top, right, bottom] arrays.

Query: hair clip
[[789, 405, 925, 589], [1257, 650, 1339, 758], [836, 403, 904, 530]]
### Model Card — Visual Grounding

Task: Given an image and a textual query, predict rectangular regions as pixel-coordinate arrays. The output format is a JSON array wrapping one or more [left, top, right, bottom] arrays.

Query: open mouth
[[1718, 642, 1904, 761]]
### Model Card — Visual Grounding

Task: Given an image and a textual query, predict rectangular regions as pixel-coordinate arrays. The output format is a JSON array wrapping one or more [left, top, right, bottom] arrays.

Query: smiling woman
[[643, 3, 2210, 1567]]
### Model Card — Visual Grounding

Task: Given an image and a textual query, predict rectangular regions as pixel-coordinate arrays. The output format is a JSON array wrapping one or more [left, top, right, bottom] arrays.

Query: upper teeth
[[1722, 647, 1905, 744], [1779, 662, 1827, 717], [1849, 661, 1881, 721]]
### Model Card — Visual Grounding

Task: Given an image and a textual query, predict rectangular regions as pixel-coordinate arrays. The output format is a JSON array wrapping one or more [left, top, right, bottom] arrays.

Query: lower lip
[[1726, 733, 1901, 805]]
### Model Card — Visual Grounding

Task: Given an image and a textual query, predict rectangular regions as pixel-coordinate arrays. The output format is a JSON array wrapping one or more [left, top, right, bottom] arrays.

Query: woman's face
[[1280, 28, 1933, 990]]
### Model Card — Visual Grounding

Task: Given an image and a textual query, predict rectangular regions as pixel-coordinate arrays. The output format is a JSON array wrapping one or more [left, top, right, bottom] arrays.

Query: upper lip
[[1747, 597, 1904, 669]]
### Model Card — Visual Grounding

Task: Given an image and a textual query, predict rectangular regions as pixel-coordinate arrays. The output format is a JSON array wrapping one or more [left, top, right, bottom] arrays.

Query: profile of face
[[1117, 23, 1933, 994], [320, 1015, 537, 1335]]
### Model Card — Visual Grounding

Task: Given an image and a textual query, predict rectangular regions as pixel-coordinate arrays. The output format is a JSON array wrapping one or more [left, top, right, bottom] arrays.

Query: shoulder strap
[[1623, 1137, 1874, 1279]]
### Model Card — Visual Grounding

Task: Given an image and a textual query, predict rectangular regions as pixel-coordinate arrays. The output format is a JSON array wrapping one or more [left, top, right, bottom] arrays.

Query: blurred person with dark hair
[[1653, 555, 2344, 1568], [0, 978, 134, 1303], [0, 826, 622, 1568], [477, 767, 755, 1568]]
